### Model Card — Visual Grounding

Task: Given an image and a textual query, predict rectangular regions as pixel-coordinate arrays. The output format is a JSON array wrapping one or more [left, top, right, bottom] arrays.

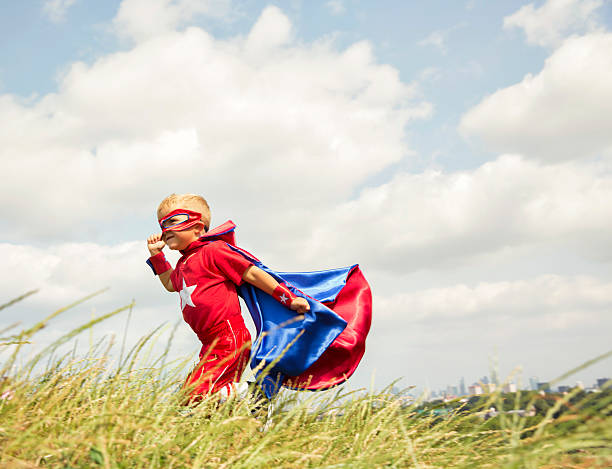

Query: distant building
[[596, 378, 611, 389], [557, 385, 571, 393], [537, 382, 551, 392], [468, 384, 483, 395], [575, 381, 585, 390], [490, 368, 499, 386], [459, 377, 466, 396], [503, 382, 517, 393], [529, 376, 539, 391]]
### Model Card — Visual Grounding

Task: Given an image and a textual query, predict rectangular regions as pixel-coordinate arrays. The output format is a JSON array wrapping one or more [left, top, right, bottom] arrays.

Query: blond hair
[[157, 193, 211, 231]]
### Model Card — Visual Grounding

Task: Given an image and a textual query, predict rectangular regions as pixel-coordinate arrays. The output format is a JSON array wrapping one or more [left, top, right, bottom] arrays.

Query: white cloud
[[0, 6, 430, 244], [460, 33, 612, 162], [2, 238, 610, 393], [0, 240, 202, 373], [326, 0, 346, 16], [417, 23, 467, 55], [296, 155, 612, 271], [374, 275, 612, 324], [246, 5, 293, 54], [364, 273, 612, 389], [0, 241, 154, 308], [113, 0, 234, 42], [43, 0, 78, 23], [418, 67, 443, 82], [418, 30, 448, 54], [504, 0, 604, 48]]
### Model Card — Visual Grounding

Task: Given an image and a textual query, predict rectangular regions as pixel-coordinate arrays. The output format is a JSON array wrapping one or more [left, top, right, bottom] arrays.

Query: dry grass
[[1, 292, 611, 468]]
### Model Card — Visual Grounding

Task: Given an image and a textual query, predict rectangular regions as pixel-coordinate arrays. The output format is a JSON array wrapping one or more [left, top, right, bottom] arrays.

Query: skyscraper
[[459, 377, 466, 396], [490, 364, 499, 386]]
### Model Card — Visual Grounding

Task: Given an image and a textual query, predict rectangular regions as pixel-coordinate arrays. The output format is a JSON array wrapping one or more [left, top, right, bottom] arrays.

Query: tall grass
[[1, 292, 611, 468]]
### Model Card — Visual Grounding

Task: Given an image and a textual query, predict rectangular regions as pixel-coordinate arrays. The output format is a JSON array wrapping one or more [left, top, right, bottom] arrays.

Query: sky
[[1, 0, 611, 394]]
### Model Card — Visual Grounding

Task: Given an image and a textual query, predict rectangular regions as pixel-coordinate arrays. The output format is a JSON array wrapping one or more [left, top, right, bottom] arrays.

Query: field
[[1, 293, 611, 468]]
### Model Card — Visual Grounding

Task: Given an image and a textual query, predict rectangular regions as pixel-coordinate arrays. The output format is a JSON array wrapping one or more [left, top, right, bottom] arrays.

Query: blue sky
[[1, 0, 612, 394]]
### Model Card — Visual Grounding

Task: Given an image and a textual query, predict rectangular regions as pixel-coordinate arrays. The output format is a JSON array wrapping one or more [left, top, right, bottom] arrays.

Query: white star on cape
[[179, 279, 197, 311]]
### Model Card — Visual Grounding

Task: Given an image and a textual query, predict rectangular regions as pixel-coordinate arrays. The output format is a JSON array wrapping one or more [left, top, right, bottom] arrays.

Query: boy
[[146, 193, 309, 401]]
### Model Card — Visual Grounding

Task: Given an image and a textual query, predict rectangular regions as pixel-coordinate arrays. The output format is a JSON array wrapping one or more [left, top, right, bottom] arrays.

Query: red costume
[[169, 237, 253, 399], [148, 219, 372, 400]]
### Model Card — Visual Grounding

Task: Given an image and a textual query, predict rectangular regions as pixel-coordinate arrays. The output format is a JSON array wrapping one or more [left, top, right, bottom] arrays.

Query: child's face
[[163, 226, 201, 250], [158, 207, 204, 250]]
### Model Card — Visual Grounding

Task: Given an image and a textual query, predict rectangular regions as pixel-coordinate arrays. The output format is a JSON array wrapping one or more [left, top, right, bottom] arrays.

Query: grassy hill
[[1, 293, 610, 468]]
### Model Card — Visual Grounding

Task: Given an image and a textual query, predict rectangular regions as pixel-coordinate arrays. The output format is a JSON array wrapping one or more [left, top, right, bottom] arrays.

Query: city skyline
[[424, 373, 611, 401]]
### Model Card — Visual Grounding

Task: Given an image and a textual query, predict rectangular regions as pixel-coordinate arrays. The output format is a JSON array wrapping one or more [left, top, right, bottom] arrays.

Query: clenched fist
[[290, 296, 310, 314], [147, 233, 166, 256]]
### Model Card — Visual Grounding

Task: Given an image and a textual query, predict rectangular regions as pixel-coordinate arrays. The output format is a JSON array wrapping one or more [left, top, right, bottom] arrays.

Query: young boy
[[146, 193, 309, 401]]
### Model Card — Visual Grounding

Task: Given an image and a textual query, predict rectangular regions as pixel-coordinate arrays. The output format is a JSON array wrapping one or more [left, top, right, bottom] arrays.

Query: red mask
[[158, 209, 203, 233]]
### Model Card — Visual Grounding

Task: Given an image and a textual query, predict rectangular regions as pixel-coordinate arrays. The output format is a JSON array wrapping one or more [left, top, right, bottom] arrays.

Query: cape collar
[[179, 220, 237, 255]]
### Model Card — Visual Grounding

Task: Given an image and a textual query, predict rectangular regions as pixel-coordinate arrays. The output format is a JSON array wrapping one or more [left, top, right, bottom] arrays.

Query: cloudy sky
[[1, 0, 611, 393]]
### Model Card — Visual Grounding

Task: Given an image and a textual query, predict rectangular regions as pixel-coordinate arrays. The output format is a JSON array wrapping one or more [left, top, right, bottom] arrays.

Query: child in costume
[[147, 193, 373, 401], [146, 193, 310, 401]]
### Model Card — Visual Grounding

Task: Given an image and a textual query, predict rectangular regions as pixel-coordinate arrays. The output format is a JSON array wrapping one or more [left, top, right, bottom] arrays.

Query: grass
[[1, 292, 611, 468]]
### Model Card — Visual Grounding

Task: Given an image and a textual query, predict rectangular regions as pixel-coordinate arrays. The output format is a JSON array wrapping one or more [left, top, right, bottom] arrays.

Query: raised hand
[[147, 233, 166, 256]]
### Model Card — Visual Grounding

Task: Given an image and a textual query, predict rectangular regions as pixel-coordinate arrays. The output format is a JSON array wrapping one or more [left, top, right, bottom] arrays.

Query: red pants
[[183, 315, 251, 401]]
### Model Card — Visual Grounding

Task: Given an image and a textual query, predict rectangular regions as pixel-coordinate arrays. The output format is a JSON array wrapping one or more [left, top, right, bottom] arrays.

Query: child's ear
[[194, 222, 206, 236]]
